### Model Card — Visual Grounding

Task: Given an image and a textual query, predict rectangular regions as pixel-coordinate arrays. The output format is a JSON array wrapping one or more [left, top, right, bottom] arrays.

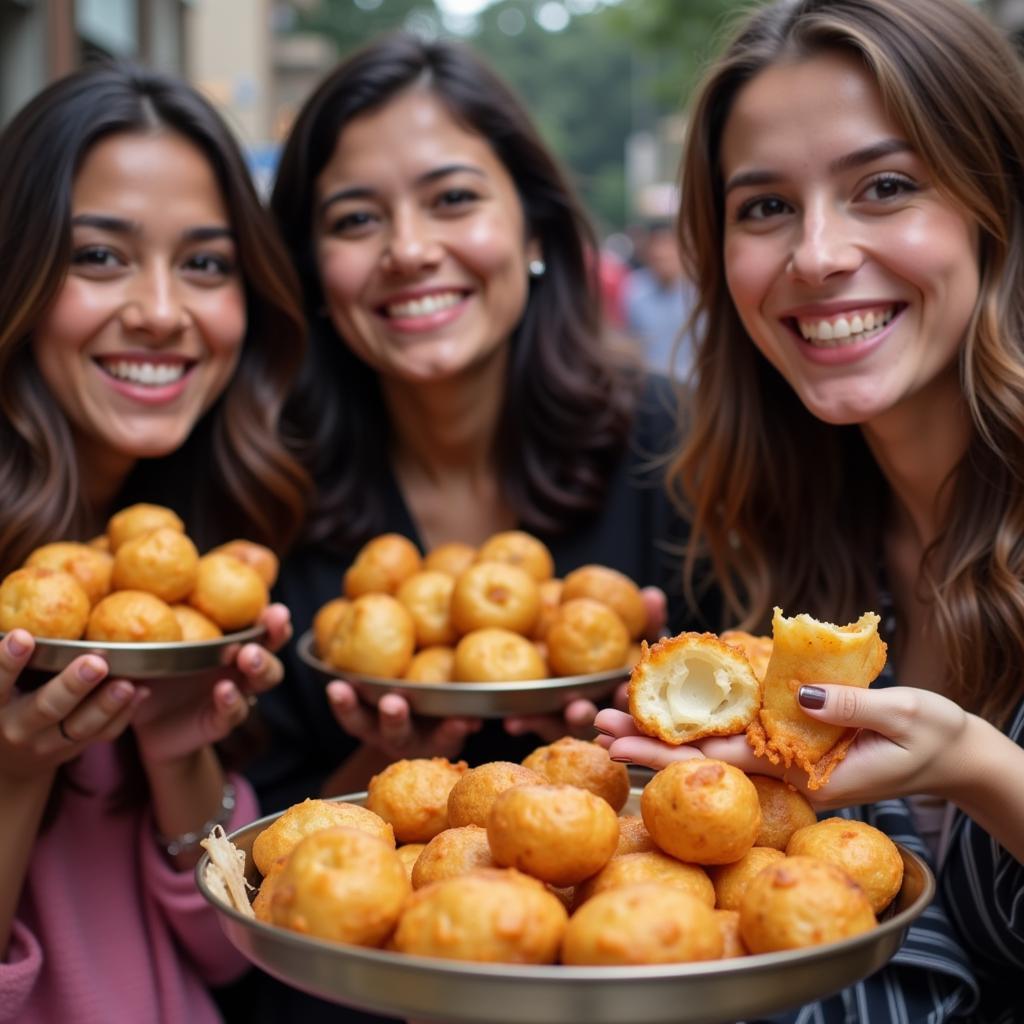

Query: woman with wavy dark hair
[[598, 0, 1024, 1020], [0, 63, 309, 1023]]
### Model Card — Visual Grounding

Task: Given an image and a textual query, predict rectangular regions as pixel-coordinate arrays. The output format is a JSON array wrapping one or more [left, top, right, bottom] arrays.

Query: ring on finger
[[58, 719, 75, 742]]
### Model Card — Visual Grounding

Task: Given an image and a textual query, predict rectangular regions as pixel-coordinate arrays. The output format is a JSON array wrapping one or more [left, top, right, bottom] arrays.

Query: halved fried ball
[[422, 541, 477, 578], [325, 593, 415, 679], [446, 760, 543, 828], [188, 552, 268, 632], [85, 590, 181, 643], [24, 542, 113, 606], [396, 570, 457, 647], [522, 737, 630, 811], [404, 646, 455, 683], [708, 847, 787, 911], [573, 850, 715, 910], [312, 597, 350, 659], [343, 533, 422, 598], [366, 757, 468, 844], [721, 630, 773, 681], [749, 774, 818, 851], [450, 561, 540, 636], [106, 503, 184, 551], [209, 540, 279, 588], [452, 628, 547, 682], [546, 598, 630, 676], [0, 567, 91, 639], [561, 564, 646, 640], [411, 824, 495, 889], [476, 530, 555, 582], [111, 527, 199, 604], [170, 604, 222, 641]]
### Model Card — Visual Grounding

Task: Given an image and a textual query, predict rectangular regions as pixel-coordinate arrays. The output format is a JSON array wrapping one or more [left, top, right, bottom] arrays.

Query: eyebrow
[[723, 138, 914, 195], [71, 213, 233, 242], [317, 163, 486, 217]]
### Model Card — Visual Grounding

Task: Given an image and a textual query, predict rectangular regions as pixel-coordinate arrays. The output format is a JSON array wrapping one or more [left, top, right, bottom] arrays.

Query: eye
[[735, 195, 791, 222], [860, 173, 918, 202], [327, 210, 378, 237], [184, 252, 234, 278], [71, 245, 123, 270], [435, 188, 479, 210]]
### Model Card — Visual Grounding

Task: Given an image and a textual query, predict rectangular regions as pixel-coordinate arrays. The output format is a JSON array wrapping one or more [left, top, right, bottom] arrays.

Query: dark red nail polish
[[798, 685, 827, 709], [610, 756, 632, 764]]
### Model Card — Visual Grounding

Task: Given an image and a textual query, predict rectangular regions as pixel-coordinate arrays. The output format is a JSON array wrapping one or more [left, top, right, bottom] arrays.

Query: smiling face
[[720, 51, 979, 427], [313, 87, 539, 384], [33, 130, 245, 466]]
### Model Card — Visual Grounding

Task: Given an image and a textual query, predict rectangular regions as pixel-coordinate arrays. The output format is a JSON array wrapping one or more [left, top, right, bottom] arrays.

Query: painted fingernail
[[6, 633, 28, 657], [798, 685, 827, 709], [610, 756, 632, 764], [222, 688, 239, 706], [593, 727, 612, 737], [249, 650, 264, 671], [78, 660, 103, 682]]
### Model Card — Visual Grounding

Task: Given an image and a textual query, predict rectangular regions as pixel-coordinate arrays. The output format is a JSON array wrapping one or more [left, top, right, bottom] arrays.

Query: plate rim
[[0, 621, 267, 653]]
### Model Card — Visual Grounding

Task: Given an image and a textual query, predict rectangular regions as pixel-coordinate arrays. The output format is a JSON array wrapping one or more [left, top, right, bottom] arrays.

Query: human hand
[[504, 697, 602, 744], [640, 586, 667, 641]]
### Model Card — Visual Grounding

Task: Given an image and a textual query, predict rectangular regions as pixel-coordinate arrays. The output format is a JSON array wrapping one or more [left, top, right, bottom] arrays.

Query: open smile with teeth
[[96, 358, 192, 386], [384, 290, 465, 319], [791, 305, 901, 348]]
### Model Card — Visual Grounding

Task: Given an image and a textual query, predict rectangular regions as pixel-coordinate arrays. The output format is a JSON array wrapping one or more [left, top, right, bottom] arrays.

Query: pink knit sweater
[[0, 743, 258, 1023]]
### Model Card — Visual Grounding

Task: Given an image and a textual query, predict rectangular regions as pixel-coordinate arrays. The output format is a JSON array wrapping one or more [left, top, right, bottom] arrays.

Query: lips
[[94, 356, 196, 387], [783, 303, 906, 349], [379, 290, 468, 319]]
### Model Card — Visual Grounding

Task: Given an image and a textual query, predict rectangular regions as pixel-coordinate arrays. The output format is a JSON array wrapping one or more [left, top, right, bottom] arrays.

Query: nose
[[119, 262, 188, 339], [787, 199, 863, 284], [380, 208, 442, 275]]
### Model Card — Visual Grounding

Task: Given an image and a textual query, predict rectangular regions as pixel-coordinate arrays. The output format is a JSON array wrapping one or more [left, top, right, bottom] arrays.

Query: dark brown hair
[[669, 0, 1024, 726], [272, 32, 636, 550]]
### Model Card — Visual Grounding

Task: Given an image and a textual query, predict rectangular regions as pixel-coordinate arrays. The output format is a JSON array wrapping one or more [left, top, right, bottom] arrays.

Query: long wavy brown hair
[[0, 63, 311, 575], [669, 0, 1024, 727], [272, 32, 637, 550]]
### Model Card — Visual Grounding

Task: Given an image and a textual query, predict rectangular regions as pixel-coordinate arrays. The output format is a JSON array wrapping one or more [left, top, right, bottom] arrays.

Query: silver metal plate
[[197, 790, 935, 1024], [296, 630, 624, 718]]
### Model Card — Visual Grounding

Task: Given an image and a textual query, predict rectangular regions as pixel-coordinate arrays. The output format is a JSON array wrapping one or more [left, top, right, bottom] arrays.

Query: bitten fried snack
[[747, 608, 888, 790], [628, 632, 761, 745]]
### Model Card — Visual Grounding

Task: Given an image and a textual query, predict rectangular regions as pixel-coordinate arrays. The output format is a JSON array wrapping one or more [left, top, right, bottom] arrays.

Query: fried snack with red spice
[[708, 847, 787, 911], [452, 628, 547, 682], [628, 632, 761, 746], [546, 598, 629, 676], [573, 850, 715, 910], [714, 909, 747, 958], [476, 530, 555, 582], [106, 503, 184, 551], [739, 856, 876, 952], [396, 570, 457, 647], [395, 843, 426, 881], [721, 630, 773, 681], [170, 605, 222, 641], [209, 539, 279, 588], [786, 817, 904, 913], [252, 798, 395, 875], [344, 533, 422, 598], [86, 590, 182, 643], [747, 609, 888, 789], [562, 883, 723, 966], [391, 868, 567, 963], [404, 646, 456, 683], [615, 815, 656, 856], [411, 824, 496, 889], [252, 856, 288, 923], [749, 775, 818, 851], [111, 527, 199, 604], [422, 541, 477, 578], [366, 757, 468, 843], [487, 783, 618, 886], [25, 542, 113, 606], [188, 552, 268, 632], [312, 597, 350, 658], [450, 561, 540, 636], [325, 593, 416, 679], [0, 567, 91, 639], [561, 564, 646, 640], [270, 827, 409, 947], [446, 760, 543, 828], [641, 760, 761, 865], [522, 736, 630, 811]]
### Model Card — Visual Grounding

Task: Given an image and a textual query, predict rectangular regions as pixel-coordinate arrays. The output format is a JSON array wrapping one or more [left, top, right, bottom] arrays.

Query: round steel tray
[[197, 790, 935, 1024], [296, 630, 623, 718], [3, 623, 266, 681]]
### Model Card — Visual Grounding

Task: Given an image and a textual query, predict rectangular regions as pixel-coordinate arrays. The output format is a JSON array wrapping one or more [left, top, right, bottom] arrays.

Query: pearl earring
[[528, 258, 546, 278]]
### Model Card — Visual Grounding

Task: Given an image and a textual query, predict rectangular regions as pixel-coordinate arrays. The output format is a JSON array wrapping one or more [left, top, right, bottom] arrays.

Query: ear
[[525, 237, 542, 265]]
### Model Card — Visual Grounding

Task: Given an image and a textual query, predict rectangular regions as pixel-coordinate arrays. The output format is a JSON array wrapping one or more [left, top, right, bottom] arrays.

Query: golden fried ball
[[366, 757, 468, 844], [395, 843, 426, 882], [786, 818, 904, 914], [452, 628, 547, 682], [615, 815, 657, 856], [449, 561, 540, 636], [708, 847, 787, 912], [87, 534, 111, 553], [391, 868, 567, 964], [446, 761, 544, 828], [561, 883, 723, 966], [641, 759, 762, 865], [574, 850, 715, 910], [404, 646, 456, 683], [531, 578, 564, 641], [188, 552, 268, 632], [343, 533, 422, 598], [312, 597, 351, 659], [24, 542, 113, 606], [111, 527, 199, 604], [739, 855, 876, 952], [252, 856, 288, 923], [396, 570, 457, 647], [85, 590, 182, 643], [546, 598, 630, 677], [270, 826, 409, 947], [522, 737, 630, 812], [106, 503, 185, 551], [561, 564, 646, 640], [487, 783, 618, 886], [749, 774, 818, 851], [721, 630, 773, 681], [714, 909, 747, 958], [170, 604, 222, 641], [0, 567, 91, 640], [411, 824, 496, 889], [252, 798, 395, 875], [325, 593, 416, 678], [209, 540, 279, 588], [422, 541, 477, 578], [476, 531, 555, 582]]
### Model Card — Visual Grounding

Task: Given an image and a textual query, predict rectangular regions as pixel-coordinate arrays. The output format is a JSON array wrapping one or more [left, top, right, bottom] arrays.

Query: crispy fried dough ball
[[487, 783, 618, 886], [452, 628, 547, 682], [270, 826, 409, 946], [531, 578, 563, 641], [404, 646, 455, 683], [562, 883, 723, 966], [85, 590, 181, 643], [561, 564, 646, 640], [366, 757, 468, 843], [574, 850, 715, 910], [395, 843, 426, 881], [188, 552, 268, 632], [615, 815, 656, 856], [87, 534, 111, 553], [476, 531, 555, 582], [714, 909, 747, 958], [252, 856, 288, 923], [641, 759, 762, 865], [786, 818, 904, 914], [209, 540, 279, 588], [106, 503, 184, 551], [325, 593, 415, 678], [721, 630, 773, 681], [749, 775, 818, 851], [312, 597, 350, 659], [252, 798, 395, 874], [446, 761, 544, 828], [391, 868, 567, 963], [343, 533, 422, 598], [422, 541, 477, 578], [170, 605, 222, 641], [396, 570, 457, 647], [450, 561, 540, 636], [708, 847, 787, 912], [0, 567, 91, 639], [739, 855, 876, 952], [24, 542, 113, 606], [522, 737, 630, 811], [546, 598, 630, 677], [111, 527, 199, 604], [411, 824, 495, 889]]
